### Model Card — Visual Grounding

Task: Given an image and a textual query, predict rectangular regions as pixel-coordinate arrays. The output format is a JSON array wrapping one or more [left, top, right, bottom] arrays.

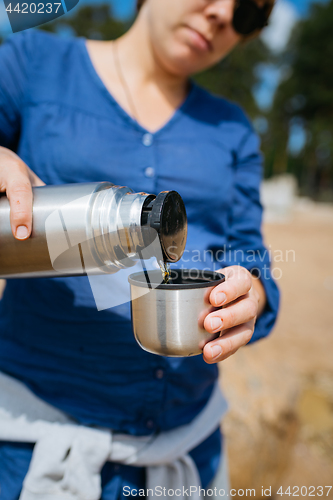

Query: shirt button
[[114, 464, 120, 472], [155, 369, 164, 379], [146, 419, 155, 429], [144, 167, 155, 178], [142, 133, 153, 146]]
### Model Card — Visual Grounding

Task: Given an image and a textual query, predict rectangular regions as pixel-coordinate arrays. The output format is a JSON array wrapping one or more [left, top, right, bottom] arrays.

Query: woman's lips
[[183, 26, 213, 53]]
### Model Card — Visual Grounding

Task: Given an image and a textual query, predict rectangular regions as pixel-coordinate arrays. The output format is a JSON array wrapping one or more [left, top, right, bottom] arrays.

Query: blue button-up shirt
[[0, 31, 279, 498]]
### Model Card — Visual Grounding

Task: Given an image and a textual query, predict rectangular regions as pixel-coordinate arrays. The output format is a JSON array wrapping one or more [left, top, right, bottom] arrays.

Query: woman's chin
[[164, 50, 211, 77]]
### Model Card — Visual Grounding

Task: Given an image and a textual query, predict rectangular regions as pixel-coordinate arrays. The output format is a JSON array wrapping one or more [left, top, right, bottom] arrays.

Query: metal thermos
[[0, 182, 187, 279]]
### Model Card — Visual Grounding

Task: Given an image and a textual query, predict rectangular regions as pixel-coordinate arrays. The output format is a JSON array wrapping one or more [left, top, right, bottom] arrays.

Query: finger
[[203, 319, 255, 364], [6, 178, 33, 240], [209, 266, 252, 307], [0, 149, 34, 239], [27, 166, 45, 187], [204, 294, 258, 333]]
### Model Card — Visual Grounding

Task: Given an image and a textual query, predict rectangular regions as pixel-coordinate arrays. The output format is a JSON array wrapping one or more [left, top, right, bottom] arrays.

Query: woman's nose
[[204, 0, 235, 26]]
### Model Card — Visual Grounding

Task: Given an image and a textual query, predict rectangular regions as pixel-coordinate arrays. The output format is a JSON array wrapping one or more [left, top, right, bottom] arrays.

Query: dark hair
[[137, 0, 145, 11]]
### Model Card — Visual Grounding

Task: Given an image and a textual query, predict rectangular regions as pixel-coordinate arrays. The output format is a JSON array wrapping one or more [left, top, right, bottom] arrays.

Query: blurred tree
[[41, 4, 127, 40], [271, 0, 333, 200], [195, 39, 271, 119]]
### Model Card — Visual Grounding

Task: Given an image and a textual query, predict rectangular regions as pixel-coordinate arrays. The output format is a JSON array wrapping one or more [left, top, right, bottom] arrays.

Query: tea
[[158, 260, 171, 284]]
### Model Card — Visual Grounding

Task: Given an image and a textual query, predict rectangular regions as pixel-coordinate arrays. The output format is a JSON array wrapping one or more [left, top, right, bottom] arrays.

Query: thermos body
[[0, 182, 102, 278], [0, 182, 187, 279]]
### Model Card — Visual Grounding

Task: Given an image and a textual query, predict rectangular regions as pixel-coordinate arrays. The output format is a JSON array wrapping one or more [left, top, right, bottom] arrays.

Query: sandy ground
[[266, 203, 333, 493], [220, 200, 333, 497]]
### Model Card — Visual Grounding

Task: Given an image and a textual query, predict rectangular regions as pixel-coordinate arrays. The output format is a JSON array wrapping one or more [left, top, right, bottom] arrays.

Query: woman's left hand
[[203, 265, 264, 364]]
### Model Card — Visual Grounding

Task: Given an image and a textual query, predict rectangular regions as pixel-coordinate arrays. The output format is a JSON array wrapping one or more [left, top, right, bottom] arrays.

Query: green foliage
[[40, 4, 128, 40], [271, 0, 333, 200], [195, 38, 270, 119]]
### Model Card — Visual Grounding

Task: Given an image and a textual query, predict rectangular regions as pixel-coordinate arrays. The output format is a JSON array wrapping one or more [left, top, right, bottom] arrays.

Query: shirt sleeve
[[0, 32, 31, 150], [226, 124, 280, 342]]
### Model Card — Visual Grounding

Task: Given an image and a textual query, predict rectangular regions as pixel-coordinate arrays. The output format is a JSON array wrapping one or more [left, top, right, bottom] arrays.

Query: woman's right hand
[[0, 146, 45, 240]]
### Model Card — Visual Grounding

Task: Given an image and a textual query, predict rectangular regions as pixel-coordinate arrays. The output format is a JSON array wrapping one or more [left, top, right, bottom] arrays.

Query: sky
[[254, 0, 299, 111]]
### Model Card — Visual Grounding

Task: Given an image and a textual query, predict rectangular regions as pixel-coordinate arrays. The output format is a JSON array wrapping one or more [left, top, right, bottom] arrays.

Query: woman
[[0, 0, 279, 498]]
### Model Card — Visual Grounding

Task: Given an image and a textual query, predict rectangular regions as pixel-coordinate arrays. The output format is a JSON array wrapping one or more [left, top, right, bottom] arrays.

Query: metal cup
[[128, 269, 225, 357]]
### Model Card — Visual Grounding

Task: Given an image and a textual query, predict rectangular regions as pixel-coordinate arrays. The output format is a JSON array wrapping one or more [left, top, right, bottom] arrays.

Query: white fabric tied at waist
[[0, 371, 228, 500]]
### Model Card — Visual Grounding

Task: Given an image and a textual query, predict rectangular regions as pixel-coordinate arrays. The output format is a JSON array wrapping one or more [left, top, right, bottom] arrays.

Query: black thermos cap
[[141, 191, 187, 263]]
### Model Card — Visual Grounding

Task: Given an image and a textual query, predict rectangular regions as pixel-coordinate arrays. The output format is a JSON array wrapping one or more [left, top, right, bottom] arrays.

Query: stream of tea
[[158, 260, 171, 284]]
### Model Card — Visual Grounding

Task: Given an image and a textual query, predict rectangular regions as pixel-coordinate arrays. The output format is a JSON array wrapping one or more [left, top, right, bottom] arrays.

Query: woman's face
[[143, 0, 248, 76]]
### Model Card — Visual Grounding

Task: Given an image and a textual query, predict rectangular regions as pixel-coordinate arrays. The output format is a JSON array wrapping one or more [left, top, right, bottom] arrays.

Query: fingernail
[[210, 345, 222, 359], [210, 317, 222, 331], [16, 226, 29, 240], [215, 292, 226, 306]]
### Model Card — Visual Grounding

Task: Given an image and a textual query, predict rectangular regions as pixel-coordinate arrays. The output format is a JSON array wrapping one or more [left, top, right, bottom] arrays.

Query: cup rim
[[128, 269, 225, 290]]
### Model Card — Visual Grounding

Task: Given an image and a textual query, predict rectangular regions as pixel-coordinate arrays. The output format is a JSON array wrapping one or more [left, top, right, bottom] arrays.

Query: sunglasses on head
[[233, 0, 270, 36]]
